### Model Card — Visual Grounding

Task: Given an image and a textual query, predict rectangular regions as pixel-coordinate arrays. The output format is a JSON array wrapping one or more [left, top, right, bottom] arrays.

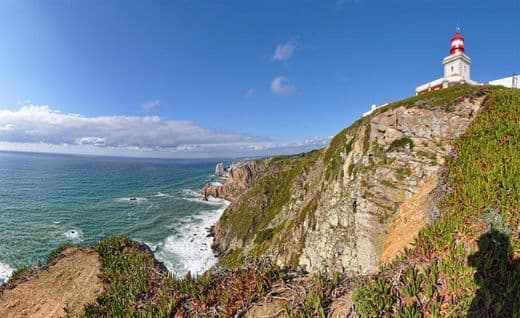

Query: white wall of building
[[488, 75, 519, 88], [443, 53, 471, 81]]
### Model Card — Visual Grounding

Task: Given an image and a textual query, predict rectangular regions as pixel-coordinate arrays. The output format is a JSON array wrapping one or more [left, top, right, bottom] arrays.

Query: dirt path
[[0, 248, 104, 318]]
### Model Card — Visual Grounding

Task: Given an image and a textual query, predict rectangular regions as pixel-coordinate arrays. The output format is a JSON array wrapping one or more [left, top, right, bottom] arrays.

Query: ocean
[[0, 151, 229, 284]]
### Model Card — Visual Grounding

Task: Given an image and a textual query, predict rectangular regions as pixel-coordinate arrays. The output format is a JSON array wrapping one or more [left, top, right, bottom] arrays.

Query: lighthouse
[[443, 27, 472, 81], [415, 27, 479, 95]]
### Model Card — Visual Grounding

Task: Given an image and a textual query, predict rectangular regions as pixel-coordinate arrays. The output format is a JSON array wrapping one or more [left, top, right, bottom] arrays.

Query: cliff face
[[213, 86, 489, 274], [199, 161, 260, 202]]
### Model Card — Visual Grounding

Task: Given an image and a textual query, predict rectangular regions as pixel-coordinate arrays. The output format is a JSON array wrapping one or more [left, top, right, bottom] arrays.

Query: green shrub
[[388, 137, 414, 152], [255, 228, 275, 244]]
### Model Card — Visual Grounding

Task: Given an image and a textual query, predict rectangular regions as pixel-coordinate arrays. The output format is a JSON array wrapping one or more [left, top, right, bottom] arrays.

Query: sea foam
[[154, 196, 230, 277], [64, 229, 83, 242], [0, 262, 13, 285], [181, 189, 225, 206], [114, 197, 147, 203]]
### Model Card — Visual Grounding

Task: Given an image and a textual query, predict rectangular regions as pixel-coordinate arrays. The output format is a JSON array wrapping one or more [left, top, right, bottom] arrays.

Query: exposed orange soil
[[0, 247, 103, 318], [381, 175, 440, 264]]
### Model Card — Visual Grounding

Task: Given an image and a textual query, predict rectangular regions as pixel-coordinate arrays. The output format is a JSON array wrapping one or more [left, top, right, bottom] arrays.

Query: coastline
[[0, 262, 13, 285], [0, 159, 233, 284], [152, 193, 230, 276]]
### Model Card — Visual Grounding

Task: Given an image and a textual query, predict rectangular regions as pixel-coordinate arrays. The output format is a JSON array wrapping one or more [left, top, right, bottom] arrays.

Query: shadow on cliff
[[467, 229, 519, 317]]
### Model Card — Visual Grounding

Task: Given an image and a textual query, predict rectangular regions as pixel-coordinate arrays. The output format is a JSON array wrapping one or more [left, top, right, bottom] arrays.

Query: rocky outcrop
[[200, 160, 260, 202], [214, 162, 227, 177], [213, 86, 489, 274]]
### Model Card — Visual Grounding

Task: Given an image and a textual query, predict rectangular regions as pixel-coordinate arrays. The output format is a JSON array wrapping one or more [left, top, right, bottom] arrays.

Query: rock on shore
[[199, 161, 259, 202]]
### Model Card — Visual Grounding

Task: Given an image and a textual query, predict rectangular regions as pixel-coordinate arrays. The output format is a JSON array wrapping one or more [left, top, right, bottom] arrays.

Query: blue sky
[[0, 0, 518, 158]]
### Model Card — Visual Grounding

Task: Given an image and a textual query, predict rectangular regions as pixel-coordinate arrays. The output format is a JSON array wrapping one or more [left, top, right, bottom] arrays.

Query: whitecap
[[64, 228, 83, 242], [182, 190, 228, 206], [181, 189, 199, 197], [154, 192, 174, 198], [114, 197, 147, 203], [154, 200, 230, 277], [0, 262, 14, 285], [143, 241, 158, 252]]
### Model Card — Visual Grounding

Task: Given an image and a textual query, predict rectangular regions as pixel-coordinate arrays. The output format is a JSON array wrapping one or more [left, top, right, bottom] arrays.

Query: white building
[[416, 27, 480, 95], [488, 75, 519, 89], [362, 28, 517, 116], [362, 102, 390, 117]]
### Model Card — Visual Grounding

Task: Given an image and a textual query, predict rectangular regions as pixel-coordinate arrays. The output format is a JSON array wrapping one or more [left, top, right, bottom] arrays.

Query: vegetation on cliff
[[353, 88, 519, 317], [2, 85, 517, 317], [214, 84, 496, 276], [216, 150, 322, 267], [84, 236, 289, 317]]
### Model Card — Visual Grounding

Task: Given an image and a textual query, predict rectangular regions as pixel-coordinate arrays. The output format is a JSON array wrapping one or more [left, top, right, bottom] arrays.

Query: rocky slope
[[1, 85, 516, 317], [199, 160, 260, 202], [211, 85, 489, 275]]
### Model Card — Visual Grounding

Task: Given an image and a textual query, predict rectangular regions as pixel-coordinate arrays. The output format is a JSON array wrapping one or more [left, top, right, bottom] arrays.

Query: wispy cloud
[[0, 104, 328, 158], [272, 41, 296, 61], [140, 100, 160, 112], [271, 76, 296, 95]]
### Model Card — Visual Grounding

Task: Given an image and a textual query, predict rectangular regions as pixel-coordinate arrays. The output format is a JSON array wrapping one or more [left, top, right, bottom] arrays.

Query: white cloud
[[0, 104, 329, 158], [140, 100, 160, 112], [272, 41, 296, 61], [0, 104, 261, 149], [75, 136, 107, 146], [0, 124, 15, 131], [271, 76, 296, 95]]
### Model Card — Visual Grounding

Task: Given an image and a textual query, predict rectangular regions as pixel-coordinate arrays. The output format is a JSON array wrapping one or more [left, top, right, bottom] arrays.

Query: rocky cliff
[[200, 160, 260, 202], [212, 85, 490, 274], [3, 85, 516, 317]]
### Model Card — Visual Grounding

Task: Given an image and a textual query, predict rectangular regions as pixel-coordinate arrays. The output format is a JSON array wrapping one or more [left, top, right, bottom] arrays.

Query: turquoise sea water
[[0, 151, 228, 284]]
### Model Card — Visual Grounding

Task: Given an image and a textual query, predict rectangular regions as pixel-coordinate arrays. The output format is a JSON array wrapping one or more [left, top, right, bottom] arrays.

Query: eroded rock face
[[200, 160, 259, 202], [213, 90, 488, 275], [298, 97, 484, 274], [215, 162, 227, 177]]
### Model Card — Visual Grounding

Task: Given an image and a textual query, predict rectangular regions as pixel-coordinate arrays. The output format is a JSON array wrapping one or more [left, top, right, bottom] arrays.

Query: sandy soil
[[0, 247, 104, 318], [381, 175, 440, 264]]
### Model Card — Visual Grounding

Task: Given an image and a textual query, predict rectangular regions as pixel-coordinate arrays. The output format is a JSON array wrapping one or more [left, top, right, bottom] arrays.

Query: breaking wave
[[0, 262, 13, 285], [154, 199, 230, 276], [64, 228, 83, 242]]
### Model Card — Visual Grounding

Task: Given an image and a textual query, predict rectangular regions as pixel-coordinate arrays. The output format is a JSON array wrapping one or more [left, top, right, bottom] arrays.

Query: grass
[[6, 266, 31, 285], [255, 228, 275, 244], [388, 137, 414, 152], [1, 243, 78, 290], [371, 84, 492, 115], [284, 272, 342, 318], [216, 149, 320, 265], [353, 88, 520, 317], [85, 236, 287, 317], [3, 85, 516, 317], [395, 166, 412, 180], [46, 243, 76, 264]]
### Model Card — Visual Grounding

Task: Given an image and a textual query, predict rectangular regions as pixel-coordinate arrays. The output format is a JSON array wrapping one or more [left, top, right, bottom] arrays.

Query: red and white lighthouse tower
[[449, 27, 465, 54], [415, 27, 478, 95], [443, 27, 472, 81]]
